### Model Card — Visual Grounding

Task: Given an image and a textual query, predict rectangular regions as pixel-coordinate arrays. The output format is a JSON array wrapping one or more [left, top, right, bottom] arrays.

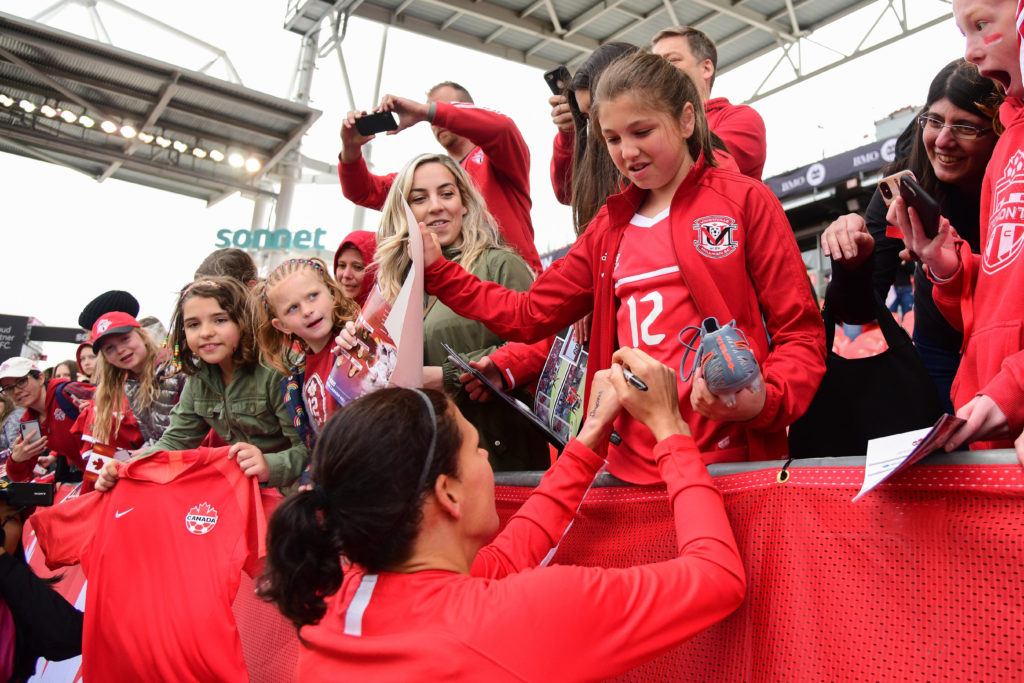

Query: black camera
[[0, 480, 54, 507]]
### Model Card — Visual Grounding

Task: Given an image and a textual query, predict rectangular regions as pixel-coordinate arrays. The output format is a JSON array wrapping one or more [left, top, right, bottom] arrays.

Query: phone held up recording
[[355, 111, 399, 137], [543, 65, 571, 96]]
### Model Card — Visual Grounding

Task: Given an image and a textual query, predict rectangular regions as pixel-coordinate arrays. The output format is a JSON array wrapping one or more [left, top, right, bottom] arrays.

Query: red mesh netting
[[24, 463, 1024, 681], [495, 463, 1024, 682]]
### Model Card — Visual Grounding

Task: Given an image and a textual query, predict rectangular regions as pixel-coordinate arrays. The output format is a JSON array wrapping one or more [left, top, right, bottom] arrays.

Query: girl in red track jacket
[[422, 53, 825, 483], [260, 351, 744, 682]]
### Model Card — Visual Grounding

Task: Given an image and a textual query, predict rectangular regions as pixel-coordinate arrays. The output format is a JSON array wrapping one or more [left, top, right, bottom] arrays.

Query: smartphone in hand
[[355, 111, 399, 136], [543, 65, 571, 96], [878, 169, 916, 206], [899, 175, 941, 239], [19, 419, 41, 443]]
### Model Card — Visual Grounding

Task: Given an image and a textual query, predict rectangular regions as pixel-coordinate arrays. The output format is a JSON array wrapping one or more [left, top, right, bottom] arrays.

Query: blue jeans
[[889, 285, 914, 318], [913, 330, 959, 415]]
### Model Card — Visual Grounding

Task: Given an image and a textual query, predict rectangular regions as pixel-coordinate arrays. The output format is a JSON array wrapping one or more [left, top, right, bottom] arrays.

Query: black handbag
[[787, 293, 943, 458]]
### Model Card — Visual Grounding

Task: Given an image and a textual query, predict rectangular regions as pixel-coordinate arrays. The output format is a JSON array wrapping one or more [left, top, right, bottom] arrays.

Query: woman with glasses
[[0, 357, 94, 484], [820, 59, 1003, 412]]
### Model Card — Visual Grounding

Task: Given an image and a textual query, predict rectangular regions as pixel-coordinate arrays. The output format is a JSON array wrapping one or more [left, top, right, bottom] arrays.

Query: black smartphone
[[899, 175, 941, 239], [355, 111, 398, 136], [543, 65, 571, 96]]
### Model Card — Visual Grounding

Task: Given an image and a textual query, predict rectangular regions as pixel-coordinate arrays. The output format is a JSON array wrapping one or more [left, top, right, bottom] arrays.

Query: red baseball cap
[[91, 311, 141, 349]]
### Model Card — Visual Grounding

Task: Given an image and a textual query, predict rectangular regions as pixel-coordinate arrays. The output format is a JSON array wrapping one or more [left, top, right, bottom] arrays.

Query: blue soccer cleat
[[679, 317, 762, 405]]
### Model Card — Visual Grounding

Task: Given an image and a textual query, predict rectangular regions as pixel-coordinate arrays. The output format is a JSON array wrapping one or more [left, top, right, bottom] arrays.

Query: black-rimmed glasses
[[0, 376, 30, 395]]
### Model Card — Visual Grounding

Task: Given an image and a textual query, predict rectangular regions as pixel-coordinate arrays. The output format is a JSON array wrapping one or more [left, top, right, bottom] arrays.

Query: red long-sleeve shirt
[[338, 102, 541, 273], [297, 434, 744, 681], [705, 97, 767, 181]]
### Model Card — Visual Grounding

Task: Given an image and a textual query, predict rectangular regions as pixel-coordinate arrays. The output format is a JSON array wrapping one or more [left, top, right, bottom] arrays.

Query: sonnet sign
[[215, 228, 329, 251]]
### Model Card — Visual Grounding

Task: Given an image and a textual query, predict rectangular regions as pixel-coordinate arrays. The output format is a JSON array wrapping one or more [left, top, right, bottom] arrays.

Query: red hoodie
[[333, 229, 378, 306], [704, 97, 767, 181], [930, 98, 1024, 447], [338, 102, 541, 273], [426, 156, 824, 483]]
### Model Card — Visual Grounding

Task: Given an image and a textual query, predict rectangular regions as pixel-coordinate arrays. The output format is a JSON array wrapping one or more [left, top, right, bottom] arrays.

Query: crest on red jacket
[[185, 502, 218, 535], [984, 150, 1024, 275], [692, 215, 738, 259], [304, 374, 327, 429]]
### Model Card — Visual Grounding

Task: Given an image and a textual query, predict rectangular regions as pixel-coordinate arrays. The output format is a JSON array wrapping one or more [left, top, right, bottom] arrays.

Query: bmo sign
[[215, 228, 329, 251]]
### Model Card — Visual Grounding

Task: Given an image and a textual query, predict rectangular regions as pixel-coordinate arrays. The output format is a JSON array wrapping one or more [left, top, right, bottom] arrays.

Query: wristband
[[928, 264, 957, 283]]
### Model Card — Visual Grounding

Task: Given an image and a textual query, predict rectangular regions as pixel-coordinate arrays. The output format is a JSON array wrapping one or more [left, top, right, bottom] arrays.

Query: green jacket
[[425, 246, 549, 471], [150, 361, 309, 488]]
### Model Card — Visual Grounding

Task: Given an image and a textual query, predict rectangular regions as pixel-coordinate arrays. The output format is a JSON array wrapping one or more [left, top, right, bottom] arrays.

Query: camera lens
[[880, 183, 892, 199]]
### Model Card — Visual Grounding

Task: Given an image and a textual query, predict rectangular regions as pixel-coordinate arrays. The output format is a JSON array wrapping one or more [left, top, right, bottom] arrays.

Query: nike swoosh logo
[[114, 508, 135, 518]]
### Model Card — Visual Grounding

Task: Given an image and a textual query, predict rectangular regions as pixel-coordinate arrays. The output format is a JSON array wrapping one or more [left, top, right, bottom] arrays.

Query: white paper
[[387, 198, 425, 388], [852, 414, 965, 502]]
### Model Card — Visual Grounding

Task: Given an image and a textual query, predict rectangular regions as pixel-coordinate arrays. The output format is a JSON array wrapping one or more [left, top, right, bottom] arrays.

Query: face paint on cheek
[[983, 33, 1004, 46]]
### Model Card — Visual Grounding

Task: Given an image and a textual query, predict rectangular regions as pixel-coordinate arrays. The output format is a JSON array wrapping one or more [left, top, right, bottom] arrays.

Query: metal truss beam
[[742, 1, 952, 103]]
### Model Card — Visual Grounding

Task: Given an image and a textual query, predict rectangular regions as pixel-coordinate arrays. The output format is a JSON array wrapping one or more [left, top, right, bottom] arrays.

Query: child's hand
[[690, 363, 766, 423], [95, 460, 121, 492], [229, 442, 270, 482], [332, 320, 359, 356], [887, 197, 958, 277]]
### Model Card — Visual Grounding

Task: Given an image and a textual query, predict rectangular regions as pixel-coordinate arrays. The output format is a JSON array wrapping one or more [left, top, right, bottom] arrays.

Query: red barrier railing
[[23, 452, 1024, 681]]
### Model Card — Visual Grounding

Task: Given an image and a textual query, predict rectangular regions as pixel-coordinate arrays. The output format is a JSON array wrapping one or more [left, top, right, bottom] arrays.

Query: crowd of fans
[[1, 0, 1022, 678]]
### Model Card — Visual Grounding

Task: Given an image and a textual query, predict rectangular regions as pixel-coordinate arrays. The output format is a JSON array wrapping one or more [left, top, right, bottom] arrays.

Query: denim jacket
[[151, 361, 309, 488]]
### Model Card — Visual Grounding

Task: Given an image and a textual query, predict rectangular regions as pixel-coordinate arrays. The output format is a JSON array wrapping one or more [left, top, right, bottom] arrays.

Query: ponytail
[[260, 490, 346, 628], [259, 388, 461, 629]]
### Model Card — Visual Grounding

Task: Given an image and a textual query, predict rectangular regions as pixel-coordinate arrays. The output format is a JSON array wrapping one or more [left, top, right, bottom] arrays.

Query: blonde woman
[[374, 153, 548, 471]]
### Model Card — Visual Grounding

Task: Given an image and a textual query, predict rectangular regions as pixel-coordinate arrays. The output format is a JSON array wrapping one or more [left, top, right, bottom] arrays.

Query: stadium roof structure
[[293, 0, 952, 102], [0, 11, 321, 205]]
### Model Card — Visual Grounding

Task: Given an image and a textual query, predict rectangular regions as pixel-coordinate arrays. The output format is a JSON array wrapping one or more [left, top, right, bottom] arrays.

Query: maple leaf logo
[[185, 501, 219, 535]]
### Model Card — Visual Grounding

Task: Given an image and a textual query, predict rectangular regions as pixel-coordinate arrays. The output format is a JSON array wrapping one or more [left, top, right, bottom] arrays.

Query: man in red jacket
[[652, 26, 768, 180], [338, 82, 542, 273]]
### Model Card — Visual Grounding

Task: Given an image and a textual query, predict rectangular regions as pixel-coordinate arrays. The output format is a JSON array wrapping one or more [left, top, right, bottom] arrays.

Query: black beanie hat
[[78, 290, 141, 330]]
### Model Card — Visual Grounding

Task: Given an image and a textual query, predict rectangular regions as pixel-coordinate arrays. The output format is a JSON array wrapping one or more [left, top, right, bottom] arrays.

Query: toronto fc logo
[[470, 149, 484, 165], [692, 215, 739, 259], [185, 502, 218, 535], [984, 150, 1024, 275], [96, 318, 112, 334]]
